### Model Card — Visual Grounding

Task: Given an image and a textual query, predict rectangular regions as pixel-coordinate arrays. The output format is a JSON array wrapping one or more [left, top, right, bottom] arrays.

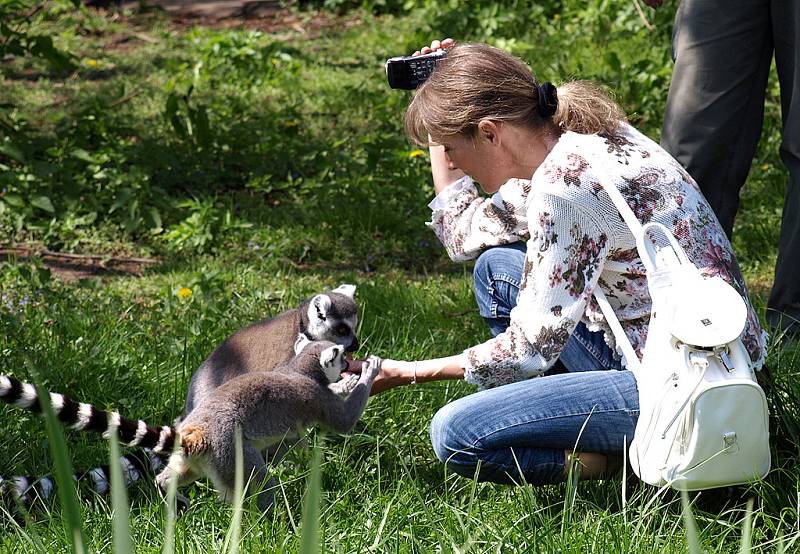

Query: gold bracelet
[[411, 362, 418, 385]]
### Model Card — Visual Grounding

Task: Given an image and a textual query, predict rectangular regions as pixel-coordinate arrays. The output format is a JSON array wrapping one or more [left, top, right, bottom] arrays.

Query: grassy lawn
[[1, 1, 798, 551]]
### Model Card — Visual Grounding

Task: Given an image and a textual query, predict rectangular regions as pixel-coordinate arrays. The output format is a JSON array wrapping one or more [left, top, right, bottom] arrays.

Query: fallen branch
[[109, 89, 142, 108], [0, 247, 159, 266]]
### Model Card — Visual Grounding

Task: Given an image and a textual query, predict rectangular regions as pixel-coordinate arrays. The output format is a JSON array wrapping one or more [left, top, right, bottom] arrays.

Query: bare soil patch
[[0, 247, 158, 282], [115, 0, 363, 37]]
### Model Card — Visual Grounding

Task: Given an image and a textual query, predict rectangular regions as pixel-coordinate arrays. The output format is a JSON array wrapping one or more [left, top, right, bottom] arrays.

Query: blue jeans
[[429, 243, 640, 484]]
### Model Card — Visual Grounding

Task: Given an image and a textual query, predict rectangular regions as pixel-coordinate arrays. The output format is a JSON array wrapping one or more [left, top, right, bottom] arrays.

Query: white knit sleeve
[[427, 177, 531, 262]]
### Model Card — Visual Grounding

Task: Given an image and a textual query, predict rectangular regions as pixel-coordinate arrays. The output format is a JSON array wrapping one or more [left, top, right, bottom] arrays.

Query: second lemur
[[157, 338, 381, 513], [183, 284, 361, 416]]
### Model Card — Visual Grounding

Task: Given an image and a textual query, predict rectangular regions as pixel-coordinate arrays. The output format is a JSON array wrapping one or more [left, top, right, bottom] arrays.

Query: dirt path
[[0, 247, 159, 282], [126, 0, 282, 19], [117, 0, 360, 34]]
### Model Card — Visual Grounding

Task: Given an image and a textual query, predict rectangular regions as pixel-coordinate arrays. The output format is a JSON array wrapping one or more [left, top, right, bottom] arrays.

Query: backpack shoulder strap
[[593, 287, 642, 373], [586, 159, 645, 373], [592, 167, 644, 238]]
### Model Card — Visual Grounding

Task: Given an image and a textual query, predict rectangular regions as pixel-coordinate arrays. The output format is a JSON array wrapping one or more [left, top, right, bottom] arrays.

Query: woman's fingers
[[413, 38, 455, 57]]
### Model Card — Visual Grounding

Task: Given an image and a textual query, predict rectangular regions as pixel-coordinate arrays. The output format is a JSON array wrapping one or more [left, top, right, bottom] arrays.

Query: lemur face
[[318, 344, 348, 383], [305, 286, 359, 352]]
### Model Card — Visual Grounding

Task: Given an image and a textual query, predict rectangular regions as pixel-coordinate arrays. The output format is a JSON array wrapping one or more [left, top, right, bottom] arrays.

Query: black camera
[[385, 50, 447, 90]]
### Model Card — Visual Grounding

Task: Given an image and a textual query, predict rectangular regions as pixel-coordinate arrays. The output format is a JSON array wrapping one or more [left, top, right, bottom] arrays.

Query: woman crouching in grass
[[368, 39, 766, 484]]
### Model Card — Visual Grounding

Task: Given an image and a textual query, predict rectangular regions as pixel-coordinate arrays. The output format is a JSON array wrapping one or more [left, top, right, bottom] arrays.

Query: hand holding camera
[[386, 38, 454, 89]]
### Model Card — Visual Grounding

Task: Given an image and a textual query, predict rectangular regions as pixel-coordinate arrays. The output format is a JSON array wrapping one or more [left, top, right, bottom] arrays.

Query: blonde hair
[[405, 43, 626, 145]]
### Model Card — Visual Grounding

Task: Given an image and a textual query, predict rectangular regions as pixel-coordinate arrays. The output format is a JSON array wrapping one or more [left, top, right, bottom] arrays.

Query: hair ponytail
[[551, 80, 626, 136]]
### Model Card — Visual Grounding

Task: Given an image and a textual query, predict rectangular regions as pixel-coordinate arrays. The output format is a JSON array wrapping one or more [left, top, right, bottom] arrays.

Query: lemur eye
[[336, 324, 349, 335]]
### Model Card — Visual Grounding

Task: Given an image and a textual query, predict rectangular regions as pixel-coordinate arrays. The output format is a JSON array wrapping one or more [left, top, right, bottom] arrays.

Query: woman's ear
[[477, 119, 502, 146]]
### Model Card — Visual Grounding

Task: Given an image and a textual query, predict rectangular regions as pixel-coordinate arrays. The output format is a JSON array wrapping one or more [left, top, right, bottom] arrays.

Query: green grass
[[1, 1, 798, 552]]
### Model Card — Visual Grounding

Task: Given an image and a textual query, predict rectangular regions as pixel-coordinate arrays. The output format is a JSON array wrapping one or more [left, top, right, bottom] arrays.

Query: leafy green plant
[[164, 86, 212, 149], [0, 0, 79, 73], [162, 198, 252, 253]]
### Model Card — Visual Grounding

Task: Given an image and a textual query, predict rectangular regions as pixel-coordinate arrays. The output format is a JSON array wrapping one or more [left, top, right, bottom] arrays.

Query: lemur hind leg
[[212, 443, 276, 514], [155, 451, 202, 512]]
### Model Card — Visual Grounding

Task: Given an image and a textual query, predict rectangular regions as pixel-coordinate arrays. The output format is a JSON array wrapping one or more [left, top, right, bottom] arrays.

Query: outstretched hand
[[346, 358, 409, 395]]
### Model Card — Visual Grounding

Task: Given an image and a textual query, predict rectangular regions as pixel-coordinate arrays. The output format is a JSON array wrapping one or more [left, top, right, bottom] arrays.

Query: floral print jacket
[[428, 123, 767, 389]]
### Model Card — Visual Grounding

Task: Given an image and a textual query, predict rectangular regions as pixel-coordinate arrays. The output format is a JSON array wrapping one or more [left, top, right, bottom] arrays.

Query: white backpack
[[592, 175, 771, 491]]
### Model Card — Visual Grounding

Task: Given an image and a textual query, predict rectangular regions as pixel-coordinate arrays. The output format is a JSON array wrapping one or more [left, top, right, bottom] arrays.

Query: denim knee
[[429, 397, 562, 484], [429, 402, 477, 470]]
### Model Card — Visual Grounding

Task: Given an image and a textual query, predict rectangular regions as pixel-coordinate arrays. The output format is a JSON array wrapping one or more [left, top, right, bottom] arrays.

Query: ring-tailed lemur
[[0, 284, 365, 507], [182, 283, 361, 416], [156, 338, 381, 513], [0, 373, 177, 505], [0, 373, 177, 454]]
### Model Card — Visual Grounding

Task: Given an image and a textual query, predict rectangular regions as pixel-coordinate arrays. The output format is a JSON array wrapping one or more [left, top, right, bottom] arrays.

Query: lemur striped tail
[[0, 374, 176, 455], [0, 451, 165, 505]]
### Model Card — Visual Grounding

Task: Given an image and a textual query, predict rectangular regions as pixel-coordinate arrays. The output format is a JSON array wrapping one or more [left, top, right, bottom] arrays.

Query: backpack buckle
[[722, 431, 738, 452], [714, 346, 735, 372]]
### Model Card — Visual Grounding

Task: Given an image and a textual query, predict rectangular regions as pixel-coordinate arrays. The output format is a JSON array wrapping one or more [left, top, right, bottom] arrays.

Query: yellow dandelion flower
[[85, 59, 99, 68], [761, 164, 770, 172], [408, 149, 425, 158], [176, 287, 192, 300]]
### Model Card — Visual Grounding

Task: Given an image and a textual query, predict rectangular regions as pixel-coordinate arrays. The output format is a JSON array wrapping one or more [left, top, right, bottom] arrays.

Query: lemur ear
[[309, 294, 333, 323], [319, 344, 341, 367], [294, 333, 312, 355], [319, 344, 344, 382], [331, 284, 356, 298]]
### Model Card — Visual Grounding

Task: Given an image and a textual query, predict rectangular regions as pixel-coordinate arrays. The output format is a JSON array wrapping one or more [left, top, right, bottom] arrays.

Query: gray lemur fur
[[183, 284, 360, 418], [156, 338, 381, 513]]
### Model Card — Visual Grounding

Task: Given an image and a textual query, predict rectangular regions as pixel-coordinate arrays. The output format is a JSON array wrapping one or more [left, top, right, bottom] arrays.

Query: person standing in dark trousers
[[646, 0, 800, 336]]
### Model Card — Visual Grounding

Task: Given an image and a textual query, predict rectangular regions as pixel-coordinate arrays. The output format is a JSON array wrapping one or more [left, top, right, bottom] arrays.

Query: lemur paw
[[180, 424, 209, 457], [361, 356, 382, 382], [155, 474, 191, 514], [329, 373, 359, 397]]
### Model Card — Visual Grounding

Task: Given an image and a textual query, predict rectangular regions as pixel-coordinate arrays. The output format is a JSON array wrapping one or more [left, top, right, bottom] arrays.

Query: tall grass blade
[[223, 425, 245, 554], [681, 491, 701, 554], [622, 434, 628, 519], [738, 498, 754, 554], [29, 361, 86, 554], [369, 495, 395, 551], [108, 426, 134, 554], [562, 452, 581, 532], [300, 443, 323, 554], [162, 444, 182, 554]]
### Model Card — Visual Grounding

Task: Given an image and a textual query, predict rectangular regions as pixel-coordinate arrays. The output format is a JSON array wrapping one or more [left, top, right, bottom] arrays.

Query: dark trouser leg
[[766, 0, 800, 332], [661, 0, 773, 237]]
